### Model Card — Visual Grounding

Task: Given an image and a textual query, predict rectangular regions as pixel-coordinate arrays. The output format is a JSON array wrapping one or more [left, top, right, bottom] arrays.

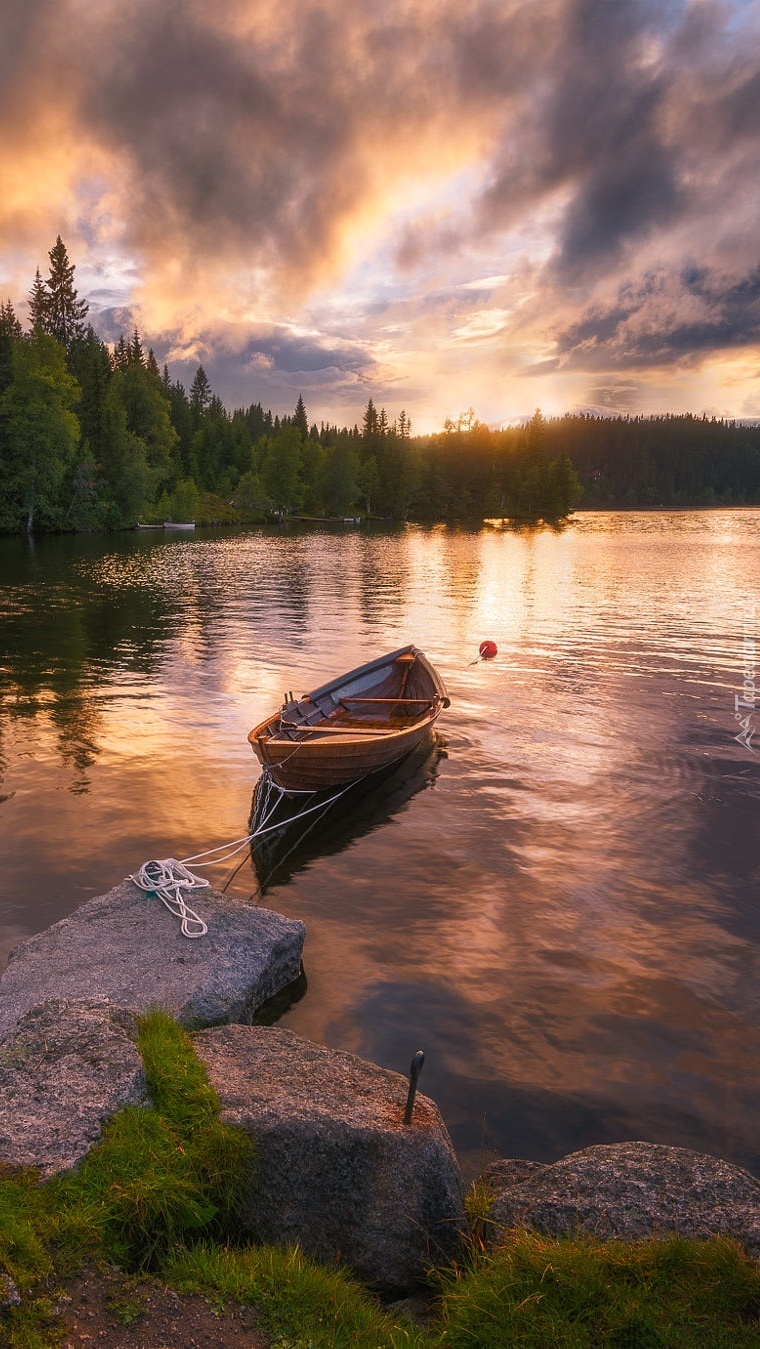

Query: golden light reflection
[[2, 519, 758, 1171]]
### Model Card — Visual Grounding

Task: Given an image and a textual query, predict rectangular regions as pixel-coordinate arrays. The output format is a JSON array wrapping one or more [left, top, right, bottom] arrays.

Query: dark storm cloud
[[545, 0, 685, 276], [52, 0, 542, 284], [241, 333, 369, 376], [555, 263, 760, 369], [78, 7, 340, 266], [474, 0, 758, 297], [475, 0, 699, 280]]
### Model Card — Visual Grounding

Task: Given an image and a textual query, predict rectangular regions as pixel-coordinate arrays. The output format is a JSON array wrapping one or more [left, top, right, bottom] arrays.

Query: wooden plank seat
[[338, 697, 434, 704], [290, 724, 394, 736]]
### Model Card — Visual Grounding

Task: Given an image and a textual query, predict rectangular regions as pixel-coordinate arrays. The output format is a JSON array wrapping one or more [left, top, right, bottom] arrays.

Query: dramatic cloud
[[0, 0, 758, 428], [555, 263, 760, 369]]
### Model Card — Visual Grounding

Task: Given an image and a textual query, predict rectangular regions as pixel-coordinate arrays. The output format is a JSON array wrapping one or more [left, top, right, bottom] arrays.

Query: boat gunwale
[[304, 644, 449, 707], [256, 702, 441, 749]]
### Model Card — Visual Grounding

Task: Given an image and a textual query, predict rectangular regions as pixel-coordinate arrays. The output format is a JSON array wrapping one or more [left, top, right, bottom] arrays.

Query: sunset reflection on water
[[0, 512, 758, 1176]]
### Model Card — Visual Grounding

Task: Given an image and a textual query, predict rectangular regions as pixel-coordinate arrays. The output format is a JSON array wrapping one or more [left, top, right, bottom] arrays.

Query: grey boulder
[[484, 1142, 760, 1258], [194, 1024, 466, 1290], [0, 999, 147, 1177], [0, 880, 305, 1041]]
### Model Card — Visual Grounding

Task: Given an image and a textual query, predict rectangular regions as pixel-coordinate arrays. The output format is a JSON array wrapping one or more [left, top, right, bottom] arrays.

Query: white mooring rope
[[128, 858, 210, 938], [128, 770, 356, 938]]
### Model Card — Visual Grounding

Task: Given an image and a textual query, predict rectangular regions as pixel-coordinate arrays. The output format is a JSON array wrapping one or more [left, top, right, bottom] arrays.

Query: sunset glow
[[1, 0, 759, 431]]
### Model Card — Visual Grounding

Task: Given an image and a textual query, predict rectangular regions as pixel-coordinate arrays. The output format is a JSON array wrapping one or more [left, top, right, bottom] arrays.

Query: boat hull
[[248, 645, 449, 793], [249, 736, 444, 890]]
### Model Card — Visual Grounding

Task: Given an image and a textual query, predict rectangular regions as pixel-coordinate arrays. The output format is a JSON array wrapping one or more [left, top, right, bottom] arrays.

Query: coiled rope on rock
[[129, 858, 211, 938], [128, 769, 356, 938]]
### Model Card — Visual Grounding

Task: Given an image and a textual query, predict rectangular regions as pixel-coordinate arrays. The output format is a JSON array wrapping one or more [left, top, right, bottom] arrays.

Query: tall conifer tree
[[28, 269, 50, 333], [45, 236, 88, 347], [293, 393, 308, 439], [0, 300, 22, 393], [189, 365, 212, 421], [129, 328, 145, 367]]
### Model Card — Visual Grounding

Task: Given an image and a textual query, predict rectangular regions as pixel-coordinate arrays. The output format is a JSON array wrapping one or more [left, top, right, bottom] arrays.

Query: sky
[[1, 0, 759, 434]]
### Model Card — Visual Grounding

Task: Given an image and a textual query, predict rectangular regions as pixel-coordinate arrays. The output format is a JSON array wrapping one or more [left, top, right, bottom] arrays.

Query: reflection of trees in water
[[357, 528, 409, 634], [0, 527, 323, 787], [117, 530, 317, 673], [1, 536, 180, 785], [50, 697, 101, 794], [438, 526, 482, 611]]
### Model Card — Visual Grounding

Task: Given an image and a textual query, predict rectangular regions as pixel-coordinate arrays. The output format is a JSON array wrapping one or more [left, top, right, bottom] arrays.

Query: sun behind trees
[[2, 240, 759, 534]]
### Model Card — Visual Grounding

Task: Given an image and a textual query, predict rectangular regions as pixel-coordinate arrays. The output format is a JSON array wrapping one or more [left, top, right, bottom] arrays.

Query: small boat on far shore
[[248, 645, 449, 793], [136, 521, 196, 530]]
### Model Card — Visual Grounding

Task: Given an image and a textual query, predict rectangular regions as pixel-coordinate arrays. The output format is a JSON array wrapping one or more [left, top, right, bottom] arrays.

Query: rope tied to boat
[[128, 769, 357, 938]]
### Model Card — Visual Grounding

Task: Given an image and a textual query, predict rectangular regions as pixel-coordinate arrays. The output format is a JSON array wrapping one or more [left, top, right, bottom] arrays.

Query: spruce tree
[[363, 398, 379, 441], [112, 335, 129, 372], [0, 300, 22, 393], [45, 236, 88, 347], [28, 269, 50, 333], [128, 327, 145, 367], [293, 393, 308, 439], [0, 299, 21, 336], [189, 365, 212, 420]]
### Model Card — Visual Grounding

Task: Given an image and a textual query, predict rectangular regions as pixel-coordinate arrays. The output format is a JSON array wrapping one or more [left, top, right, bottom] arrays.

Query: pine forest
[[2, 240, 759, 535]]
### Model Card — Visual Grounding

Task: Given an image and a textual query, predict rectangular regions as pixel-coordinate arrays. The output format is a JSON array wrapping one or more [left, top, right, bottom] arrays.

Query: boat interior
[[274, 653, 437, 739]]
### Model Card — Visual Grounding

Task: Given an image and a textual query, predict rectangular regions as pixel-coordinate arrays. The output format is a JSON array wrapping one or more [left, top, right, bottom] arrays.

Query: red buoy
[[479, 640, 498, 661]]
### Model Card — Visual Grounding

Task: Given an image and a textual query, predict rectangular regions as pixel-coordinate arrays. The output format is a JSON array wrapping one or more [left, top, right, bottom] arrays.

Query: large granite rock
[[0, 880, 305, 1041], [0, 999, 147, 1177], [194, 1025, 466, 1291], [484, 1142, 760, 1258]]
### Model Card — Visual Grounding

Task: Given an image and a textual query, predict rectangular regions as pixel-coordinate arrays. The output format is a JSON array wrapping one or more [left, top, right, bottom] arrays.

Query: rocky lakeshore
[[0, 879, 758, 1296]]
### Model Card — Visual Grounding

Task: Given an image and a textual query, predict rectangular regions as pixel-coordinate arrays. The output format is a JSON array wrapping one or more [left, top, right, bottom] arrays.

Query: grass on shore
[[1, 1010, 759, 1347], [165, 1232, 760, 1348]]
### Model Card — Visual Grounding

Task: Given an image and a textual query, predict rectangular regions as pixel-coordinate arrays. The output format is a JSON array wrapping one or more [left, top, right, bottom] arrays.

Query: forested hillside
[[1, 239, 759, 534]]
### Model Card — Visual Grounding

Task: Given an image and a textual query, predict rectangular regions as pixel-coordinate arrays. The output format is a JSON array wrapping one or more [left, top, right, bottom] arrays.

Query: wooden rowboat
[[247, 645, 450, 793]]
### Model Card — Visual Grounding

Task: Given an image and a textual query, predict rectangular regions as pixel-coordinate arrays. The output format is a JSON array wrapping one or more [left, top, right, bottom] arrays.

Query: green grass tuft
[[432, 1229, 760, 1347], [0, 1165, 52, 1289], [165, 1242, 425, 1348], [137, 1009, 221, 1129], [46, 1009, 253, 1271]]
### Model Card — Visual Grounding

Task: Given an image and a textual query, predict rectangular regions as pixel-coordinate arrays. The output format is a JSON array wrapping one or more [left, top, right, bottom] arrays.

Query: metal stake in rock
[[404, 1049, 425, 1125]]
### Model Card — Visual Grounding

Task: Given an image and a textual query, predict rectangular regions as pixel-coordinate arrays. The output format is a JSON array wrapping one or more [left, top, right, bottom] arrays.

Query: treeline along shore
[[2, 238, 759, 536]]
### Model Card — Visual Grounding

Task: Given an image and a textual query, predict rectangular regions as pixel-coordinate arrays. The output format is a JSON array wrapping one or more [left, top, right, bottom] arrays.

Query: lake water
[[1, 512, 758, 1179]]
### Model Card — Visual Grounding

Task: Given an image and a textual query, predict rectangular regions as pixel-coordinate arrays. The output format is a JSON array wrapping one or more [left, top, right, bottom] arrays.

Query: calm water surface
[[1, 512, 758, 1178]]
